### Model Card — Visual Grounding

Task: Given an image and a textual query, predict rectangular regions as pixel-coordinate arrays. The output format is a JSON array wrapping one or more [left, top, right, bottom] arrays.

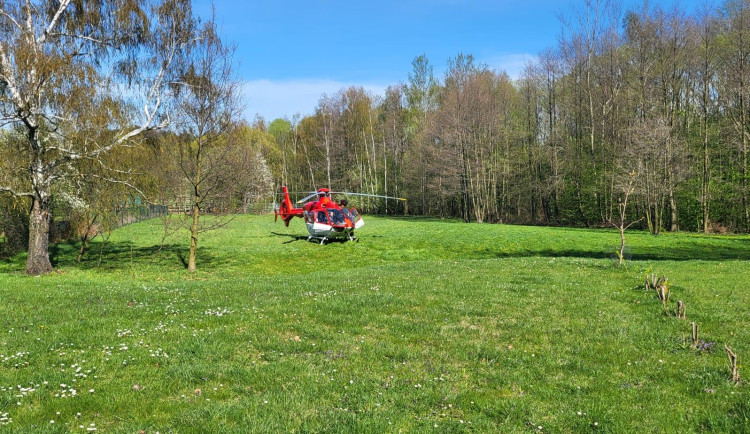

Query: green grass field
[[0, 215, 748, 432]]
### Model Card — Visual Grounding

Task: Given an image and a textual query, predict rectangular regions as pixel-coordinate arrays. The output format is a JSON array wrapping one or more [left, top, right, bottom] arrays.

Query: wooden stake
[[657, 284, 670, 313], [677, 300, 686, 319], [691, 322, 699, 346], [725, 345, 740, 384]]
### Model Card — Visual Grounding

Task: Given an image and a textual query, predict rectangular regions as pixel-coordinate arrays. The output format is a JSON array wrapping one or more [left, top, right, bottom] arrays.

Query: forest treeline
[[261, 0, 750, 233]]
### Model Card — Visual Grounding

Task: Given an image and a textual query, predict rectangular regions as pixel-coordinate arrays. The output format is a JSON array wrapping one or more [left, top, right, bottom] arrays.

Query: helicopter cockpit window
[[341, 208, 353, 221], [316, 211, 329, 224], [350, 208, 361, 221], [328, 208, 346, 225]]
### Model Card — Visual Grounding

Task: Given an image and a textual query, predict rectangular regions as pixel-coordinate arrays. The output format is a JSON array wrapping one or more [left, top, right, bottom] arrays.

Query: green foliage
[[268, 118, 292, 141], [0, 216, 747, 431], [0, 195, 28, 257]]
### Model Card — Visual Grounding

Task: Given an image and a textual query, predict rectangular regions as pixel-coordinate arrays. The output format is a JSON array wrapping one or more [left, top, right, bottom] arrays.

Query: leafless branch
[[0, 9, 22, 31], [88, 174, 153, 204]]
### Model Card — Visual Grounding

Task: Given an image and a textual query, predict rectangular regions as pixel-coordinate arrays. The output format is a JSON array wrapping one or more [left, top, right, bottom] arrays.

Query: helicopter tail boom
[[275, 186, 304, 227]]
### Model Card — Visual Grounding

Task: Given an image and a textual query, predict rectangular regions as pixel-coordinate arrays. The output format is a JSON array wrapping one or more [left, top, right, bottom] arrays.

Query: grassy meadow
[[0, 215, 748, 432]]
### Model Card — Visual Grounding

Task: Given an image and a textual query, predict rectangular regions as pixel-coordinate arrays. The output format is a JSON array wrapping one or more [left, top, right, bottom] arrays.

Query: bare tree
[[536, 48, 565, 221], [169, 10, 243, 273], [0, 0, 194, 274], [434, 55, 516, 223], [610, 170, 641, 266], [628, 117, 672, 234], [691, 6, 719, 233]]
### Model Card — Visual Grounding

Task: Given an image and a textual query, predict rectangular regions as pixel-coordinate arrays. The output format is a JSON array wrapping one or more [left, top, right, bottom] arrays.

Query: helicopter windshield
[[327, 208, 346, 225], [341, 208, 353, 221]]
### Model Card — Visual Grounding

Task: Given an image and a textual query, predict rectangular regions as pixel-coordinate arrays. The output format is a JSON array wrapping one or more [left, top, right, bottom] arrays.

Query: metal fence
[[115, 204, 169, 227], [166, 193, 275, 215]]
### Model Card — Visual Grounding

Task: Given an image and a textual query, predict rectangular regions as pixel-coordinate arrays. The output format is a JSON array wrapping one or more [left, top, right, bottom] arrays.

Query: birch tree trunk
[[26, 184, 53, 275]]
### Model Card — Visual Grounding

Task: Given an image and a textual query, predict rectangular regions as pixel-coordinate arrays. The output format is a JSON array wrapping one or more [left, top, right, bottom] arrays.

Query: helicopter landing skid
[[307, 235, 326, 245], [306, 234, 357, 245]]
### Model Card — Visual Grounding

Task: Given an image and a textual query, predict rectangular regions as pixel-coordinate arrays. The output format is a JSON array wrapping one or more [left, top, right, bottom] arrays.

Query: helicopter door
[[350, 208, 364, 229], [315, 210, 330, 225], [308, 210, 332, 237]]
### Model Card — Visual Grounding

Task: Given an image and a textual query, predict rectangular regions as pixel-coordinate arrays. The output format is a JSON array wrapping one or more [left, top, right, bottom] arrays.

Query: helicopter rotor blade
[[295, 192, 319, 204], [292, 190, 408, 204], [332, 192, 407, 201]]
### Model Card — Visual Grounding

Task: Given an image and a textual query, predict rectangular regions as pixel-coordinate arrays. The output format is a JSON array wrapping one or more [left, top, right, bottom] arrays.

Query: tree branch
[[625, 217, 645, 230], [0, 184, 35, 198], [0, 44, 25, 109], [0, 9, 23, 32], [83, 34, 183, 160], [94, 158, 136, 176], [38, 0, 72, 46], [48, 31, 113, 47], [88, 174, 153, 204]]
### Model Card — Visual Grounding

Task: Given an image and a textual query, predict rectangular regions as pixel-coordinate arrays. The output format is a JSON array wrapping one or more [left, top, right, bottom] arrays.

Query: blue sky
[[195, 0, 707, 122]]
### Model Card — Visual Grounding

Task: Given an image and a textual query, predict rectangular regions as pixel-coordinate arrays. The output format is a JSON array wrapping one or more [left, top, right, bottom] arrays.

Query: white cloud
[[242, 79, 389, 122]]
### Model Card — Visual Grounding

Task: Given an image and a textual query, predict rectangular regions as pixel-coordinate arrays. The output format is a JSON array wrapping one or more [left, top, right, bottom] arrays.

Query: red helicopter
[[274, 186, 405, 244]]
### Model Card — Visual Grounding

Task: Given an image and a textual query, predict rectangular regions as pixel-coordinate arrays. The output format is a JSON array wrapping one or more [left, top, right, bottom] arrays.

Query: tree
[[611, 170, 641, 266], [63, 141, 151, 264], [404, 54, 439, 215], [169, 11, 243, 273], [720, 0, 750, 232], [560, 0, 620, 223], [534, 48, 565, 222], [0, 0, 194, 274], [378, 85, 407, 214], [432, 55, 517, 223], [628, 117, 673, 234], [269, 118, 294, 189], [233, 125, 277, 212]]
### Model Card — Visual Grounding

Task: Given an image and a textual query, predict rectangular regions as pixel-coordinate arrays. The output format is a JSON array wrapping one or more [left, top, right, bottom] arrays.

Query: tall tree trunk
[[26, 188, 53, 275], [324, 117, 332, 189], [461, 141, 471, 223], [668, 188, 677, 231], [421, 159, 427, 215], [743, 134, 749, 232], [702, 34, 712, 234], [188, 200, 199, 273], [24, 125, 55, 275], [702, 117, 710, 233], [383, 132, 388, 213], [667, 135, 678, 231], [188, 159, 201, 273]]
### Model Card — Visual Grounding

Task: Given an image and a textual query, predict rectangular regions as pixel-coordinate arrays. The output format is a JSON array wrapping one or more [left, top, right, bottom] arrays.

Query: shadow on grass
[[271, 232, 363, 245], [376, 215, 465, 223], [49, 240, 221, 271], [493, 243, 750, 261], [270, 232, 309, 244]]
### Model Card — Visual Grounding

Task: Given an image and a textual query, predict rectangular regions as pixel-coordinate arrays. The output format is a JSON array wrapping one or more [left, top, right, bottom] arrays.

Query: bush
[[0, 196, 29, 257]]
